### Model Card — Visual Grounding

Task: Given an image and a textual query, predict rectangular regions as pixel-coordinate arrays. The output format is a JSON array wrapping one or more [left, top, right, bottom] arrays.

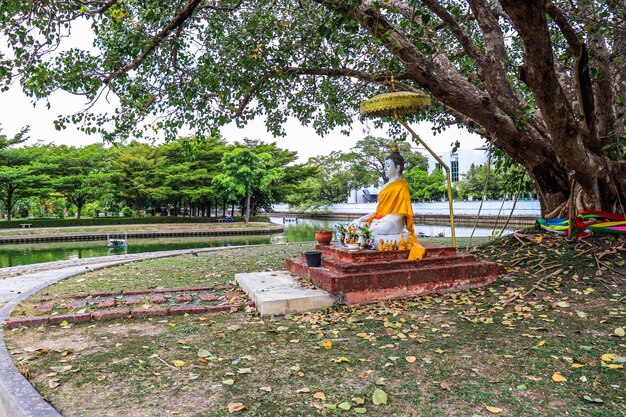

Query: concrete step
[[287, 256, 499, 292], [236, 271, 336, 316], [319, 252, 476, 273], [314, 243, 456, 264]]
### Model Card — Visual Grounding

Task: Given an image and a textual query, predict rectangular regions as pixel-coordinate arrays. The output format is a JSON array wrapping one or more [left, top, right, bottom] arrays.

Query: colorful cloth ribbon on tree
[[538, 210, 626, 236]]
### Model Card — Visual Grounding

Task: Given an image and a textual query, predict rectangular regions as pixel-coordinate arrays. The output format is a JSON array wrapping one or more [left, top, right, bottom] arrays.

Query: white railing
[[272, 200, 541, 217]]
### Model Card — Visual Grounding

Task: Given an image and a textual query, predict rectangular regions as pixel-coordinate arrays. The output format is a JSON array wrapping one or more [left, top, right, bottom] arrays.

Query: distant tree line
[[0, 129, 307, 222], [0, 129, 530, 221]]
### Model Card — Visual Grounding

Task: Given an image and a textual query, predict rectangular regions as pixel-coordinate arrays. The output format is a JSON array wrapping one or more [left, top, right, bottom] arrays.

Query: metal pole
[[396, 118, 456, 247]]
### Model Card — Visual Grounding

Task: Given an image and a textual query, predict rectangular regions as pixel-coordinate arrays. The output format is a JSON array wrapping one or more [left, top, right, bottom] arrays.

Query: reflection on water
[[0, 236, 271, 268], [0, 217, 511, 267]]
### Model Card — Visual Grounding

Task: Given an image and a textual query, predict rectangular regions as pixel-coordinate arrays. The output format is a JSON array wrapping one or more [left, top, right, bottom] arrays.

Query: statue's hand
[[349, 218, 362, 228]]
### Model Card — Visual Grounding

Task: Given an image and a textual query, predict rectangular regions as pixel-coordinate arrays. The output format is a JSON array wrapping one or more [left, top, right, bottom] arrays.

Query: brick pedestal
[[286, 244, 500, 304]]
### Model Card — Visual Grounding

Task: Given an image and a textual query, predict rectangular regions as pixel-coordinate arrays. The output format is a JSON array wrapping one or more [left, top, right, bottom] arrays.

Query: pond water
[[0, 217, 511, 268]]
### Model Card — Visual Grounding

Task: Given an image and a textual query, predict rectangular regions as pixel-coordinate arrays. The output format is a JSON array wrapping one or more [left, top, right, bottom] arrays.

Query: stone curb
[[0, 244, 256, 417], [0, 224, 284, 245], [4, 303, 237, 329], [64, 284, 235, 299]]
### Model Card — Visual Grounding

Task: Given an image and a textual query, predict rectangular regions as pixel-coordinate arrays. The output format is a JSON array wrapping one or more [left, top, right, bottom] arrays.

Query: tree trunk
[[134, 197, 141, 217], [5, 188, 13, 221], [342, 0, 626, 219], [245, 193, 251, 223], [231, 203, 235, 217]]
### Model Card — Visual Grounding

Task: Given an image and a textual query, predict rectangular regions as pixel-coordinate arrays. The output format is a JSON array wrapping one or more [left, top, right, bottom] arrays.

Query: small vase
[[358, 234, 366, 249], [315, 230, 333, 245]]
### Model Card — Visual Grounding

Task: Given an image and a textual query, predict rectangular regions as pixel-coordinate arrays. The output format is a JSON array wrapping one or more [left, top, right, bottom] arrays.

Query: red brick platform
[[286, 244, 500, 304]]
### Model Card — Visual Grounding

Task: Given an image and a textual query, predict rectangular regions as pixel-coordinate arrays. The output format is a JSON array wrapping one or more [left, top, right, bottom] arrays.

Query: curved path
[[0, 245, 251, 417]]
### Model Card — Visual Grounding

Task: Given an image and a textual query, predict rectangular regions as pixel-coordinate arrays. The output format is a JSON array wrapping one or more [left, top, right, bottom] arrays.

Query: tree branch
[[421, 0, 483, 63], [468, 0, 523, 112], [79, 0, 119, 16], [285, 67, 417, 90], [500, 0, 602, 191], [546, 2, 597, 145], [198, 0, 244, 12], [102, 0, 202, 85], [608, 0, 626, 148], [232, 66, 418, 119]]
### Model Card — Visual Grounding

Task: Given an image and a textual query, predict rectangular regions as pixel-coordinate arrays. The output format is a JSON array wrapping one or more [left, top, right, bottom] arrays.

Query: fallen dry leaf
[[600, 354, 616, 362], [483, 404, 502, 414], [313, 392, 326, 401], [227, 403, 245, 413]]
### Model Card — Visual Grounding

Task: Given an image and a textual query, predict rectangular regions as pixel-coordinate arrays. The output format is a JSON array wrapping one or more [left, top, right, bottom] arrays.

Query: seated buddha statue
[[352, 145, 425, 260]]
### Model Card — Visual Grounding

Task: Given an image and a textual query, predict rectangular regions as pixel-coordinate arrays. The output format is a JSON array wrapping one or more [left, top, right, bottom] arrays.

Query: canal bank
[[0, 223, 283, 245]]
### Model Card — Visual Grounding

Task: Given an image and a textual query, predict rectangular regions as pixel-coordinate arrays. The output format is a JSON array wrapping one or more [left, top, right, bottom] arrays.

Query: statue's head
[[385, 144, 405, 178]]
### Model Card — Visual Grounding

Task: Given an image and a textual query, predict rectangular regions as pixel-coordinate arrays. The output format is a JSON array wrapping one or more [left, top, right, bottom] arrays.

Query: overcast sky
[[0, 19, 486, 163], [0, 82, 486, 162]]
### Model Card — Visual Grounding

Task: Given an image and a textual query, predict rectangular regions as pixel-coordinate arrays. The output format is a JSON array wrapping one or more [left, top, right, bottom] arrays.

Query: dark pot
[[315, 230, 333, 245], [304, 251, 322, 267]]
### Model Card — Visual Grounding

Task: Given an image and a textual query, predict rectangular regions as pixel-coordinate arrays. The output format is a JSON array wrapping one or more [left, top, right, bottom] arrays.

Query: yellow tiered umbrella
[[360, 91, 456, 247]]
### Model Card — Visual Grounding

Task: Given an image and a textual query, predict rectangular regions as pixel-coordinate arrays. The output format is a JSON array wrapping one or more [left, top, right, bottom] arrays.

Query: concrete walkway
[[0, 245, 248, 417]]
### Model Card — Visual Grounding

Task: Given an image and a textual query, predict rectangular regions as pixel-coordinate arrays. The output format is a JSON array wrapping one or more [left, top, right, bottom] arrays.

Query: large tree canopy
[[1, 0, 624, 218]]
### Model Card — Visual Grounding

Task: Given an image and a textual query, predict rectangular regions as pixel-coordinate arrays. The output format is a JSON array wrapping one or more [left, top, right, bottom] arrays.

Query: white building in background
[[348, 147, 490, 203], [425, 148, 489, 182]]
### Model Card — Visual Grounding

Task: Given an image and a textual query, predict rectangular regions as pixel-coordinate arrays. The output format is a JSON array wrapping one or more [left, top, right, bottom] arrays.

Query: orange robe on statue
[[366, 179, 425, 260]]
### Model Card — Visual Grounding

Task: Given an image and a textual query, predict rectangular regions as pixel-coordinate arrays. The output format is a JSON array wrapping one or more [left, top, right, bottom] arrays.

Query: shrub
[[0, 216, 271, 228]]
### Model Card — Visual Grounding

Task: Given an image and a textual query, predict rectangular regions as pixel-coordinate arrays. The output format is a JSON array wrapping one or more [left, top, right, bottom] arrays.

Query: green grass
[[0, 221, 275, 236], [37, 243, 313, 297], [5, 236, 626, 416]]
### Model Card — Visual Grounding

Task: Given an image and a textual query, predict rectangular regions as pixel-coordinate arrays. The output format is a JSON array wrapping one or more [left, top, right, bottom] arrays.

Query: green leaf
[[338, 402, 351, 410], [372, 389, 388, 405], [59, 320, 69, 327], [579, 345, 593, 351], [197, 349, 211, 358], [516, 384, 528, 390], [582, 395, 603, 403], [355, 408, 367, 414]]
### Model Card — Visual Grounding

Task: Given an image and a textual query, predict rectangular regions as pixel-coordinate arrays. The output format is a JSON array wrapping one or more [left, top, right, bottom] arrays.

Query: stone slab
[[236, 271, 336, 316]]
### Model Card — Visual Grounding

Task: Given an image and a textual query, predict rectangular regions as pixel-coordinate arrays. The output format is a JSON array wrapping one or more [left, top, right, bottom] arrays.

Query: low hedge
[[0, 216, 271, 229]]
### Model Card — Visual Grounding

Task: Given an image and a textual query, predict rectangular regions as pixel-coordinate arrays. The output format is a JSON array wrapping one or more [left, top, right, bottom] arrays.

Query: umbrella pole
[[396, 118, 457, 247]]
